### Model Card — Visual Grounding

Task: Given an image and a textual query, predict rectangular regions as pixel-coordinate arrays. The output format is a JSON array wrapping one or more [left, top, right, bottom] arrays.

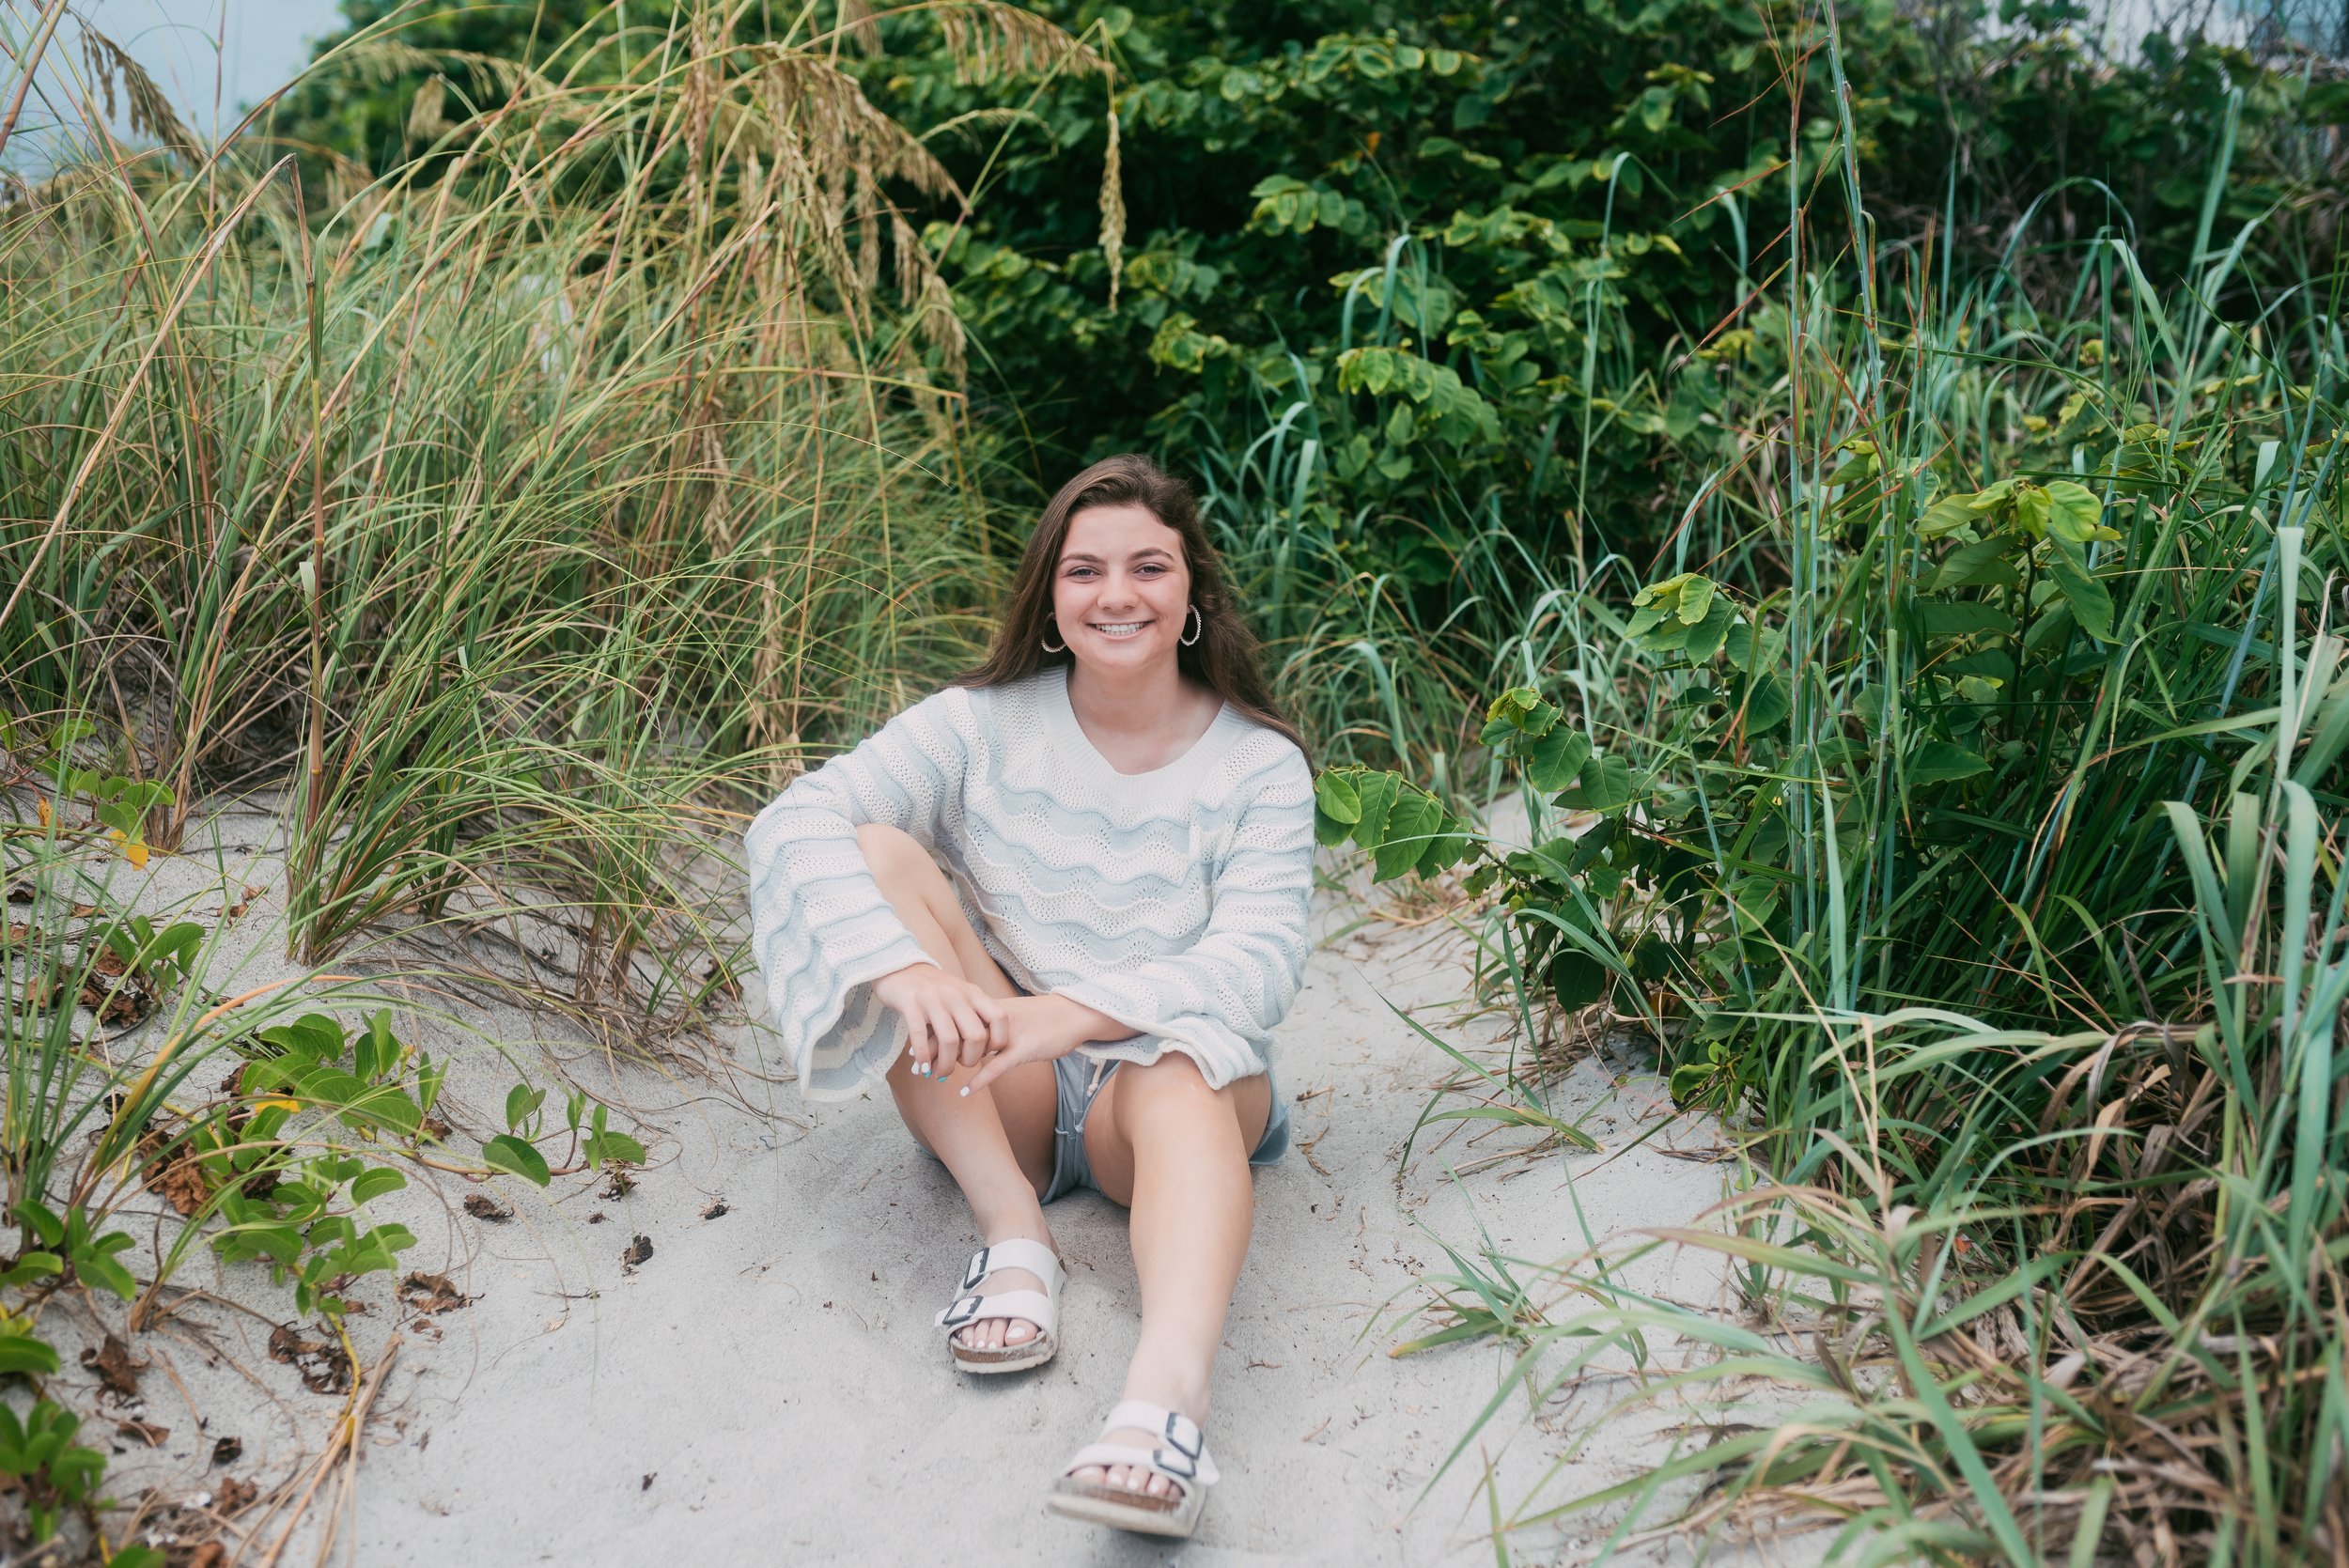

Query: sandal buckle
[[1152, 1445, 1197, 1481], [941, 1293, 983, 1327], [1160, 1411, 1203, 1459], [959, 1247, 989, 1291]]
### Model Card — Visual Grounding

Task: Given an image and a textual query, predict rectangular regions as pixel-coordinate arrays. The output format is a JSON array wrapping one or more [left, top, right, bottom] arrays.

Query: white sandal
[[933, 1237, 1063, 1374], [1046, 1399, 1218, 1538]]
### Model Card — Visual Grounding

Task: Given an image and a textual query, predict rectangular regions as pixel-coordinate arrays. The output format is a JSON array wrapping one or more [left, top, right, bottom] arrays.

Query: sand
[[40, 816, 1813, 1566]]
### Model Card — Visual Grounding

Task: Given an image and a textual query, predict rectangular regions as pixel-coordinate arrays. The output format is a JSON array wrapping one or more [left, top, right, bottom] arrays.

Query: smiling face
[[1051, 503, 1193, 676]]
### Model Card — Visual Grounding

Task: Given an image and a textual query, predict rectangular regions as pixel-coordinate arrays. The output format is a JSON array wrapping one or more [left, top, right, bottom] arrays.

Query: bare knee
[[1116, 1053, 1226, 1126]]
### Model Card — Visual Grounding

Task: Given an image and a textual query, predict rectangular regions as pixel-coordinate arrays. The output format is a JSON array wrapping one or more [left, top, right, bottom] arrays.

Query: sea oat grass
[[0, 2, 1113, 1034]]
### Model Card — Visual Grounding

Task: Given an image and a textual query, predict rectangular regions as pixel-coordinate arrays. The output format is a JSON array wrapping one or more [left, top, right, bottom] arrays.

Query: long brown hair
[[957, 454, 1308, 764]]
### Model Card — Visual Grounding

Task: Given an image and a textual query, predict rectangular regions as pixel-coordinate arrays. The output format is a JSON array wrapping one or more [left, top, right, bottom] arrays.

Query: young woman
[[743, 454, 1314, 1539]]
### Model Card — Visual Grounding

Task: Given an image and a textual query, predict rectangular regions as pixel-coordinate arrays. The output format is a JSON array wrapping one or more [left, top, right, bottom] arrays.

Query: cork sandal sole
[[1048, 1400, 1217, 1539], [1047, 1479, 1202, 1538]]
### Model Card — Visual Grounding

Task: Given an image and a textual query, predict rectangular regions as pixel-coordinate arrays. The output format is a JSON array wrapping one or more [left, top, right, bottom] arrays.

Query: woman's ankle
[[1118, 1360, 1211, 1424], [972, 1201, 1052, 1250]]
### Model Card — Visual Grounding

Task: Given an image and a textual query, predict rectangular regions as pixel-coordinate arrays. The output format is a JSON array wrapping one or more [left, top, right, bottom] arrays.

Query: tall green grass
[[1351, 57, 2349, 1568], [0, 8, 1097, 1557], [0, 3, 1111, 1018]]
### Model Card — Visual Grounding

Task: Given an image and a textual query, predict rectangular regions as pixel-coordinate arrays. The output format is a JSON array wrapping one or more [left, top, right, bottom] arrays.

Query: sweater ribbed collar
[[1030, 663, 1246, 795]]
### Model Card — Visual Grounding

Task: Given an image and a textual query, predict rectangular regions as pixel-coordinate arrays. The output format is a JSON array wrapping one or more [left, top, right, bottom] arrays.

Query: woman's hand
[[960, 993, 1132, 1096], [872, 962, 1006, 1077]]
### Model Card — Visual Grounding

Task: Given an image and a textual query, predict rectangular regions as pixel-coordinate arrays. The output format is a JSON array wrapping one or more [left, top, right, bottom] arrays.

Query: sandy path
[[76, 831, 1774, 1565], [328, 912, 1746, 1563]]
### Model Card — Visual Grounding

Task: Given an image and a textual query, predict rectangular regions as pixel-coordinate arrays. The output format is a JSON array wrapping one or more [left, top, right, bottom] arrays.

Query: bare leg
[[1072, 1054, 1271, 1499], [861, 825, 1060, 1354]]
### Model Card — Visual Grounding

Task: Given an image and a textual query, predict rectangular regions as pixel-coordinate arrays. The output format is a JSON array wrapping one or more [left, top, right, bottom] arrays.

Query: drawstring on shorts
[[1052, 1056, 1116, 1140]]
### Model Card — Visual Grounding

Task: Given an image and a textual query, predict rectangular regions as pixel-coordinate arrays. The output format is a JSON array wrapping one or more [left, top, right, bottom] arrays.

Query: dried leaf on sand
[[268, 1324, 353, 1395], [81, 1332, 140, 1397], [137, 1127, 212, 1216], [397, 1272, 470, 1314]]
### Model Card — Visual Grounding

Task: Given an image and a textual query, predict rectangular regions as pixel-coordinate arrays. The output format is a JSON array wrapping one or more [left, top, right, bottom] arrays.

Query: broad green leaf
[[0, 1334, 60, 1376], [1915, 602, 2015, 639], [263, 1013, 346, 1061], [76, 1250, 135, 1302], [505, 1083, 545, 1133], [350, 1167, 407, 1205], [2043, 478, 2113, 542], [1682, 594, 1735, 661], [1742, 672, 1790, 731], [291, 1064, 367, 1110], [1413, 824, 1472, 878], [1548, 949, 1609, 1009], [1484, 687, 1558, 737], [1566, 753, 1636, 813], [2015, 481, 2051, 536], [1632, 571, 1701, 610], [1676, 575, 1715, 626], [2045, 539, 2115, 641], [1910, 741, 1990, 784], [1826, 440, 1878, 488], [1376, 789, 1441, 881], [0, 1250, 60, 1288], [1521, 725, 1591, 792], [590, 1131, 648, 1166], [1928, 532, 2022, 591], [1723, 618, 1756, 669], [12, 1200, 63, 1249], [356, 1011, 398, 1080], [1351, 768, 1399, 845], [1630, 934, 1677, 981], [1635, 612, 1689, 654], [1314, 768, 1362, 824], [1314, 803, 1353, 847], [117, 780, 172, 814], [482, 1135, 552, 1187], [1917, 494, 1979, 536]]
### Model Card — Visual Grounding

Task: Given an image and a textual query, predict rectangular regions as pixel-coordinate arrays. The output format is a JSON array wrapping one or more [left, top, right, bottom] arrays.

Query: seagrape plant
[[1324, 79, 2349, 1554], [3, 753, 664, 1562]]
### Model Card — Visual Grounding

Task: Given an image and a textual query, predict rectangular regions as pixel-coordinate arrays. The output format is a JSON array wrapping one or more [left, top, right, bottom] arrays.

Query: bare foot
[[1067, 1400, 1201, 1503], [949, 1238, 1055, 1356]]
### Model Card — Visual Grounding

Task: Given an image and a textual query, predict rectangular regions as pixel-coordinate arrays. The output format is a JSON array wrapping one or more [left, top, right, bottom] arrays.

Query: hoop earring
[[1180, 605, 1203, 646], [1041, 620, 1067, 654]]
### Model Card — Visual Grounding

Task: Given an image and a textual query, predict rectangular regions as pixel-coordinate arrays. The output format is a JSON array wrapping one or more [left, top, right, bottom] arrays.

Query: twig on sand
[[252, 1333, 401, 1568]]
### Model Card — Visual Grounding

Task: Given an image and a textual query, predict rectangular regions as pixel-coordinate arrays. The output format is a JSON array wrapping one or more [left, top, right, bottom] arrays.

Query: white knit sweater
[[743, 665, 1315, 1102]]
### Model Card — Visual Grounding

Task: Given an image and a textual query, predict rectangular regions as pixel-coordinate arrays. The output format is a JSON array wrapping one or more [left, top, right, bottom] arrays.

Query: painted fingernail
[[958, 1086, 970, 1097]]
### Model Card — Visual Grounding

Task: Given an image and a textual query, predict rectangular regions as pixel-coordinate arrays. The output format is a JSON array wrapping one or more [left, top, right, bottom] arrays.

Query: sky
[[91, 0, 343, 121], [6, 0, 346, 167]]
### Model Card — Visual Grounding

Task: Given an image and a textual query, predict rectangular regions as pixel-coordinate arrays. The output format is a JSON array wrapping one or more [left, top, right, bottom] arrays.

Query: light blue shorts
[[1040, 1053, 1292, 1203]]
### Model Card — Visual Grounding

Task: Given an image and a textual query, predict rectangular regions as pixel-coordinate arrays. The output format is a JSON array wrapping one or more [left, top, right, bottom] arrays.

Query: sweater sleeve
[[742, 691, 970, 1101], [1053, 748, 1315, 1089]]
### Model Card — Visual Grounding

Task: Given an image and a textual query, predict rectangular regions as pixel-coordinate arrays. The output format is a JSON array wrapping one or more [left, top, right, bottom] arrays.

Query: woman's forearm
[[1041, 990, 1138, 1048]]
